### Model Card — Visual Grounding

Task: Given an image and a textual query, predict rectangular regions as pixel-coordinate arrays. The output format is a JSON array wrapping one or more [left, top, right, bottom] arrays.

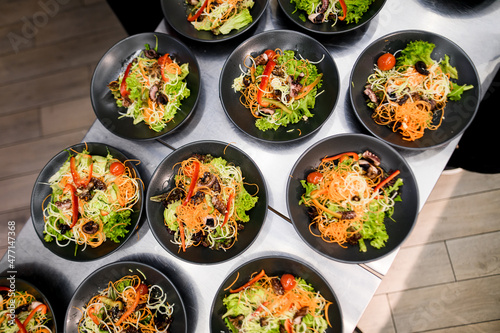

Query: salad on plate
[[43, 148, 141, 253], [77, 274, 174, 332], [150, 153, 259, 252], [232, 48, 324, 132], [291, 0, 375, 25], [222, 269, 332, 332], [0, 287, 54, 333], [108, 40, 191, 132], [185, 0, 255, 35], [300, 150, 403, 252], [363, 40, 474, 141]]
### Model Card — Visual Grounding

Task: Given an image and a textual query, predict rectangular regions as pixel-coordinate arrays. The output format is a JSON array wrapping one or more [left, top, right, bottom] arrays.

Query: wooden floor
[[1, 0, 499, 332]]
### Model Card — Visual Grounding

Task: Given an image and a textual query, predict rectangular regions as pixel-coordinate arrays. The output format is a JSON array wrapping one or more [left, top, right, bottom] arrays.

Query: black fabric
[[446, 67, 500, 174], [106, 0, 164, 35]]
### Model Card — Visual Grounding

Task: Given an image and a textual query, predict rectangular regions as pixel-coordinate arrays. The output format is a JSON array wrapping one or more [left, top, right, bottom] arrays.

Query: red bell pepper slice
[[64, 184, 79, 228], [257, 50, 277, 107], [15, 318, 27, 333], [0, 286, 10, 292], [88, 305, 100, 325], [120, 61, 134, 98], [338, 0, 347, 20], [230, 269, 266, 293], [70, 156, 93, 187], [221, 192, 234, 227], [158, 53, 173, 82], [23, 304, 47, 326], [251, 301, 269, 317], [183, 160, 200, 206], [374, 170, 400, 193], [285, 318, 294, 333], [187, 0, 208, 22], [115, 283, 148, 326]]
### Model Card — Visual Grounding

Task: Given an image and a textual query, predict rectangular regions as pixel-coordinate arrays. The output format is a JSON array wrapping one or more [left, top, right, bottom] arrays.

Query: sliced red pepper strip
[[70, 155, 93, 187], [285, 318, 294, 333], [251, 301, 269, 317], [158, 53, 172, 82], [221, 192, 234, 227], [230, 269, 266, 293], [64, 184, 79, 228], [15, 318, 27, 333], [115, 283, 148, 326], [338, 0, 347, 21], [257, 50, 277, 107], [0, 286, 10, 291], [87, 305, 99, 325], [374, 170, 400, 193], [187, 0, 208, 22], [321, 152, 359, 163], [23, 304, 47, 326], [120, 61, 134, 98], [183, 160, 200, 206]]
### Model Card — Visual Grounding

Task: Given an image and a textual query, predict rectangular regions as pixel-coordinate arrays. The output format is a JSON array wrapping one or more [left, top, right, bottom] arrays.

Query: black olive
[[15, 304, 29, 314], [157, 92, 168, 104], [415, 61, 430, 75], [59, 224, 71, 234], [82, 221, 99, 234], [205, 217, 215, 227], [144, 49, 158, 59]]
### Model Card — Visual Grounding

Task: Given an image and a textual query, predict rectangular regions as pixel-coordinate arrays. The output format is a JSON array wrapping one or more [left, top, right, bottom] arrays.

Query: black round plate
[[146, 140, 268, 264], [219, 29, 340, 142], [350, 30, 481, 150], [278, 0, 387, 35], [64, 261, 187, 332], [162, 0, 269, 42], [90, 32, 201, 140], [31, 142, 143, 261], [210, 255, 343, 332], [287, 133, 419, 263], [0, 277, 58, 332]]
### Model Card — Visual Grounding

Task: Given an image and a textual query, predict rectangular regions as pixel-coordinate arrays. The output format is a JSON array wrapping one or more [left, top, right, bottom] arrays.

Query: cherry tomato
[[110, 161, 125, 176], [281, 274, 297, 291], [264, 49, 277, 61], [377, 53, 396, 71], [306, 171, 323, 184]]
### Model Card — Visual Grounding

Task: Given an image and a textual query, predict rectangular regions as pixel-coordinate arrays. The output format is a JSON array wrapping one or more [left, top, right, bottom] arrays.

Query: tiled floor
[[1, 1, 499, 332]]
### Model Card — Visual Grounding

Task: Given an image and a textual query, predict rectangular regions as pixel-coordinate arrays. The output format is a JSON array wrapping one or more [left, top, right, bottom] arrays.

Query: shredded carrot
[[224, 272, 240, 291], [368, 63, 450, 141], [161, 154, 255, 252], [230, 269, 266, 293]]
